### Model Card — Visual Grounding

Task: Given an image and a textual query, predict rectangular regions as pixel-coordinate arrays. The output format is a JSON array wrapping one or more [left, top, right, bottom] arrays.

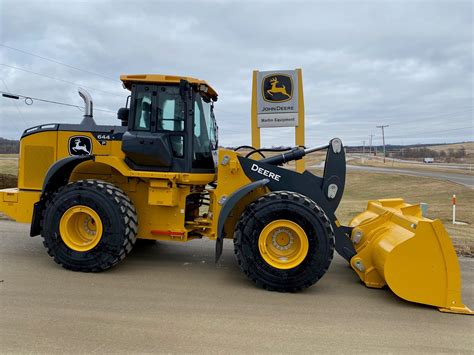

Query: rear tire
[[234, 191, 334, 292], [41, 180, 138, 272]]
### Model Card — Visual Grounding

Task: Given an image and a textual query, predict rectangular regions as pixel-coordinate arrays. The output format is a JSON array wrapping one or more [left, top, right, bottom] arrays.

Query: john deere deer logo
[[262, 74, 293, 102], [68, 136, 92, 156]]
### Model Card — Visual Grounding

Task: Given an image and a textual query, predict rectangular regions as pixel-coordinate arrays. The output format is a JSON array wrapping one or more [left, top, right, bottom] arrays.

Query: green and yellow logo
[[262, 74, 293, 103]]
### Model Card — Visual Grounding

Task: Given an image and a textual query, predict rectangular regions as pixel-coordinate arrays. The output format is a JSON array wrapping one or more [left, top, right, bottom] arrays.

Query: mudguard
[[215, 179, 269, 262], [30, 155, 94, 236]]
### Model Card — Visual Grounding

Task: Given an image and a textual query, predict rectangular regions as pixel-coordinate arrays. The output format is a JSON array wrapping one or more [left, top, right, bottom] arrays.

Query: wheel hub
[[59, 205, 103, 252], [258, 219, 309, 269], [83, 216, 97, 235], [271, 228, 294, 251]]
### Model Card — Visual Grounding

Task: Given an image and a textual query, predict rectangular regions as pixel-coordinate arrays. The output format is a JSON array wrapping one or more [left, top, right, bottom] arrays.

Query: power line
[[310, 106, 472, 128], [387, 108, 473, 126], [1, 80, 25, 122], [307, 103, 472, 120], [1, 64, 125, 98], [0, 90, 116, 114], [1, 43, 118, 82], [345, 116, 473, 141], [385, 126, 473, 139]]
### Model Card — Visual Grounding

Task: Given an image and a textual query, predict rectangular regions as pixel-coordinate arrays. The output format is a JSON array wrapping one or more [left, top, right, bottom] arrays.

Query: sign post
[[452, 194, 456, 224], [251, 68, 305, 172]]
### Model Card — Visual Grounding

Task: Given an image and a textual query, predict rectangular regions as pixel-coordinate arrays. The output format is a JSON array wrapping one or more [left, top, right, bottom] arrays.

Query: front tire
[[41, 180, 138, 272], [234, 191, 335, 292]]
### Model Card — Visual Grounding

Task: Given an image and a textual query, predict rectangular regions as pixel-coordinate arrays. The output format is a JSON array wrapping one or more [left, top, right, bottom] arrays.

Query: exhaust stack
[[78, 88, 96, 126]]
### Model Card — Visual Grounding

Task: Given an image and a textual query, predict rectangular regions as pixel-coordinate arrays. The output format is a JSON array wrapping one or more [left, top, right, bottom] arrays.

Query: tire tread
[[234, 191, 335, 292], [41, 179, 137, 272]]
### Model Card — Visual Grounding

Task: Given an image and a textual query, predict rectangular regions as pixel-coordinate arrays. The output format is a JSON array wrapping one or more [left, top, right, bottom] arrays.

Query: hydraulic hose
[[259, 144, 330, 166]]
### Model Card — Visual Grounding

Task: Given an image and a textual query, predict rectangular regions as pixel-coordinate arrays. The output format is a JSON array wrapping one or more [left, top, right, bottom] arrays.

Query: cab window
[[157, 86, 185, 158], [133, 90, 152, 131], [157, 86, 184, 132]]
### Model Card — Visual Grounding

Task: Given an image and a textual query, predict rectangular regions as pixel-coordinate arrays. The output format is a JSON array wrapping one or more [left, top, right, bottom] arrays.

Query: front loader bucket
[[349, 199, 472, 315]]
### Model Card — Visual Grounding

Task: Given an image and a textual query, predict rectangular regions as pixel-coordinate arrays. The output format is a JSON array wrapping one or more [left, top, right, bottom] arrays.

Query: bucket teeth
[[348, 198, 473, 315], [439, 305, 474, 315]]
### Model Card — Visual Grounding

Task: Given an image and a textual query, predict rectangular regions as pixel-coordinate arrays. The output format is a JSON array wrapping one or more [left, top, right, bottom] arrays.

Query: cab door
[[121, 84, 187, 171], [191, 92, 218, 173]]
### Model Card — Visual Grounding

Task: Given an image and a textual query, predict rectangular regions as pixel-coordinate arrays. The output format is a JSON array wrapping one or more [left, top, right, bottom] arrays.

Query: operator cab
[[119, 74, 218, 173]]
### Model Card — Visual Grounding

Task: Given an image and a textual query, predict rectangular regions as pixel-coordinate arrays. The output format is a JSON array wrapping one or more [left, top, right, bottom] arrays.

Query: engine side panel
[[18, 124, 126, 190]]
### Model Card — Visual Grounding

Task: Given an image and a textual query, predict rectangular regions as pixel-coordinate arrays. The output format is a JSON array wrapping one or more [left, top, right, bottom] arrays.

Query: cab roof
[[120, 74, 218, 99]]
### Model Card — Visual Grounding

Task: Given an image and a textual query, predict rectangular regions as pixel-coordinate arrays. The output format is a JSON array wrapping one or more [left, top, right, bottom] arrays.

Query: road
[[311, 161, 473, 188], [1, 220, 473, 353], [349, 154, 473, 171], [346, 165, 474, 188]]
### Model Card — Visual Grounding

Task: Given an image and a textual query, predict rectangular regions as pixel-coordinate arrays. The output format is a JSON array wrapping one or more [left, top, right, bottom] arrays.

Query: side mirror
[[210, 109, 218, 150], [117, 107, 129, 127], [179, 79, 190, 99], [211, 125, 218, 150]]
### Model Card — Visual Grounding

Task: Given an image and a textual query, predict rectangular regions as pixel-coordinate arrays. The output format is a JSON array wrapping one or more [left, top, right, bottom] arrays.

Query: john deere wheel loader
[[0, 74, 471, 314]]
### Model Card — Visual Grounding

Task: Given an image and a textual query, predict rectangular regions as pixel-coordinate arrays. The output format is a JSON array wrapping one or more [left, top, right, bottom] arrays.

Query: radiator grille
[[22, 146, 55, 189]]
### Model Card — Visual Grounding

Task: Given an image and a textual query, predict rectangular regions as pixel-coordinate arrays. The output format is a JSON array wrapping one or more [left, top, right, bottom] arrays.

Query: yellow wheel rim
[[59, 205, 103, 252], [258, 219, 309, 269]]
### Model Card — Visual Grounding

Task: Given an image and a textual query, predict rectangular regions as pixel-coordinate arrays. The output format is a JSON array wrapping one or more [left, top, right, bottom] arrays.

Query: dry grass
[[0, 174, 17, 190], [427, 142, 474, 154], [349, 155, 473, 175], [410, 142, 474, 164], [0, 154, 18, 176]]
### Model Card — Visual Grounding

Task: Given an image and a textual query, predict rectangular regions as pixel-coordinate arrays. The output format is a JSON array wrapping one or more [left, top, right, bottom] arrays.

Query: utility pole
[[362, 140, 365, 155], [376, 125, 389, 163], [368, 134, 374, 155]]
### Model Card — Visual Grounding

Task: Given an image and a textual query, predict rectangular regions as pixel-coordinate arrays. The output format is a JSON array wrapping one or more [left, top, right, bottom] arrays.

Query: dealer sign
[[257, 70, 299, 127]]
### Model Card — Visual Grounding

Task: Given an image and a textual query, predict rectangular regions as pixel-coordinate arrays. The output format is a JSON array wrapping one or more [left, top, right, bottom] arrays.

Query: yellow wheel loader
[[0, 74, 471, 314]]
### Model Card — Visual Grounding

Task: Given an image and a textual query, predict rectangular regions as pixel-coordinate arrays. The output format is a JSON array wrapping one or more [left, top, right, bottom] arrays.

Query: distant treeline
[[393, 147, 466, 160], [0, 138, 19, 154]]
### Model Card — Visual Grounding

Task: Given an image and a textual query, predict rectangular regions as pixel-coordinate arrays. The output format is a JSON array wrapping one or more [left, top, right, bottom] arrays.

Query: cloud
[[0, 0, 472, 146]]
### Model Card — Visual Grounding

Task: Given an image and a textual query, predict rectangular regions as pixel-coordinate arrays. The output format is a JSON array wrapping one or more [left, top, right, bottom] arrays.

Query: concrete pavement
[[1, 220, 473, 353]]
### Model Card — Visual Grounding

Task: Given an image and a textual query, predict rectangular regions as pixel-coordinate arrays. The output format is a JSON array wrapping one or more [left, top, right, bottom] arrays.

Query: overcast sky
[[0, 0, 472, 147]]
